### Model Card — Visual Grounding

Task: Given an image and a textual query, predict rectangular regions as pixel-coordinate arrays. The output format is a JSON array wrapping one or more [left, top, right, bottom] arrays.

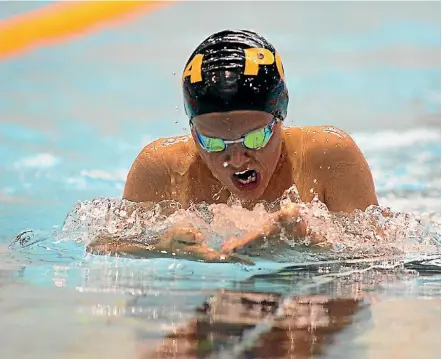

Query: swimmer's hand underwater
[[86, 224, 254, 265], [221, 203, 327, 254]]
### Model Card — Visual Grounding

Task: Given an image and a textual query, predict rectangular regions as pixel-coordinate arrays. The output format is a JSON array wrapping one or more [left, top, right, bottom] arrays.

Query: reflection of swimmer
[[87, 30, 378, 261], [137, 290, 363, 359]]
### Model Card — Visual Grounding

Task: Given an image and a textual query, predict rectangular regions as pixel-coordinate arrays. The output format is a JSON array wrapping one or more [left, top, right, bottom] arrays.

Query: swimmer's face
[[191, 110, 283, 201]]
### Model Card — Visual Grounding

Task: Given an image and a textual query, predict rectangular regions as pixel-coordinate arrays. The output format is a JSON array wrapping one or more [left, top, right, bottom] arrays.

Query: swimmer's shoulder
[[282, 124, 366, 171], [283, 125, 351, 142], [283, 125, 355, 152], [135, 134, 199, 173], [138, 135, 196, 159], [124, 135, 197, 202], [297, 126, 377, 211]]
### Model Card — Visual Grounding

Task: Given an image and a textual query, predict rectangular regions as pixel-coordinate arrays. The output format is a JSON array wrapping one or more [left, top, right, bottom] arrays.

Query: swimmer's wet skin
[[87, 29, 379, 262]]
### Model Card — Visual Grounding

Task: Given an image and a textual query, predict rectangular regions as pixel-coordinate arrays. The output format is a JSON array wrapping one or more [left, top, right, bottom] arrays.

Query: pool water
[[0, 2, 440, 358]]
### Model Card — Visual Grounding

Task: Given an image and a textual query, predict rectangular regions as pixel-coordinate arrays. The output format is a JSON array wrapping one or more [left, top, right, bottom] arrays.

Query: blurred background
[[0, 1, 440, 237]]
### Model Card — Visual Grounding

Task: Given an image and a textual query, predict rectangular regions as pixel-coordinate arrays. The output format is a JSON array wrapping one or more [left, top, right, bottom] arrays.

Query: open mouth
[[232, 169, 259, 188]]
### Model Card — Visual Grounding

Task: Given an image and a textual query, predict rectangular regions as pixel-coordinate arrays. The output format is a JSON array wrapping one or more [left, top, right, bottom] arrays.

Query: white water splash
[[60, 185, 440, 262]]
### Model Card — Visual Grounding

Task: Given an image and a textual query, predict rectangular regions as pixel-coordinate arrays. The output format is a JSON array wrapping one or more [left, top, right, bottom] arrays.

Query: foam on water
[[56, 183, 440, 265]]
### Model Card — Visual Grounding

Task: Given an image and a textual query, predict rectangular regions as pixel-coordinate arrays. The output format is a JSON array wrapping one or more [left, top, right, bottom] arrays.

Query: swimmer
[[87, 29, 378, 261]]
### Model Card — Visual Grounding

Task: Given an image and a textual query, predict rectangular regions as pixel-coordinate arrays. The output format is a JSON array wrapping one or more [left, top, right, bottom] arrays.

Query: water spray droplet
[[213, 186, 224, 200]]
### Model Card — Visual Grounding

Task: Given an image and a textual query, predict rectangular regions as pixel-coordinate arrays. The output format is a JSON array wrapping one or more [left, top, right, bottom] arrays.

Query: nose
[[224, 144, 251, 169]]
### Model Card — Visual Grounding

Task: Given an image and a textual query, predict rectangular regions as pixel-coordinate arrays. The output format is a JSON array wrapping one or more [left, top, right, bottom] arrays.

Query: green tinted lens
[[204, 137, 225, 152], [244, 129, 266, 149]]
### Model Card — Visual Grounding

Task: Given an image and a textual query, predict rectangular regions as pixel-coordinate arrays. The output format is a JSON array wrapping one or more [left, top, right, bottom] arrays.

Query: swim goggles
[[191, 117, 278, 153]]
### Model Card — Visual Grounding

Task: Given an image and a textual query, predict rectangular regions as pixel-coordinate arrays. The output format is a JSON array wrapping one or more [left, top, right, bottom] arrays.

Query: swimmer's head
[[182, 29, 289, 121], [182, 30, 288, 201]]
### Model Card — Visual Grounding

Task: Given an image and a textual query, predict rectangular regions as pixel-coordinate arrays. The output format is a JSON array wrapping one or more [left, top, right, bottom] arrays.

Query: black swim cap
[[182, 29, 289, 121]]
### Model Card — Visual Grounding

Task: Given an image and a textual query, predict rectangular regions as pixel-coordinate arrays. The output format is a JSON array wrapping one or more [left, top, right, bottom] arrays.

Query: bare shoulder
[[283, 125, 360, 156], [318, 126, 365, 167], [123, 135, 197, 202], [298, 126, 377, 212], [138, 135, 196, 159], [287, 125, 363, 162], [284, 125, 353, 143]]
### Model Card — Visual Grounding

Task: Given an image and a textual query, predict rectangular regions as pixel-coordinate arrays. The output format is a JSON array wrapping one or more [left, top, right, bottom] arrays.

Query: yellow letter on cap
[[244, 48, 275, 76], [275, 52, 285, 81], [182, 54, 203, 83]]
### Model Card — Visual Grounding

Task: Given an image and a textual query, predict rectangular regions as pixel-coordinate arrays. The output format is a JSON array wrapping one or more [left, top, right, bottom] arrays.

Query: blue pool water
[[0, 2, 440, 358]]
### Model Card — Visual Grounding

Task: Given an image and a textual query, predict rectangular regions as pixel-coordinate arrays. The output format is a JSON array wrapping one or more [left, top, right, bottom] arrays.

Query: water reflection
[[5, 229, 440, 359], [107, 259, 438, 359], [139, 290, 364, 359]]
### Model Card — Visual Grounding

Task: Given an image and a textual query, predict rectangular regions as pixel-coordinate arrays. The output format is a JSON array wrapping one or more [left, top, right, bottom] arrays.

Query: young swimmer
[[87, 29, 378, 261]]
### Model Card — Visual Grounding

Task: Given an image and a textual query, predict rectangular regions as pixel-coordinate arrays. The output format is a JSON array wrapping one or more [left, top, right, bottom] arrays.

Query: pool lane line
[[0, 1, 175, 61]]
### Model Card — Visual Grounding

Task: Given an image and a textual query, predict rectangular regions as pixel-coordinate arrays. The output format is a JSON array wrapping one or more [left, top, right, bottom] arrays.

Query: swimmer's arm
[[86, 235, 221, 262], [87, 225, 254, 264], [319, 132, 378, 213], [123, 141, 170, 203]]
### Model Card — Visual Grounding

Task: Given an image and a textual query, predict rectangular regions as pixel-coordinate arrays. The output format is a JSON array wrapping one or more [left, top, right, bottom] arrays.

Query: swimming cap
[[182, 29, 289, 121]]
